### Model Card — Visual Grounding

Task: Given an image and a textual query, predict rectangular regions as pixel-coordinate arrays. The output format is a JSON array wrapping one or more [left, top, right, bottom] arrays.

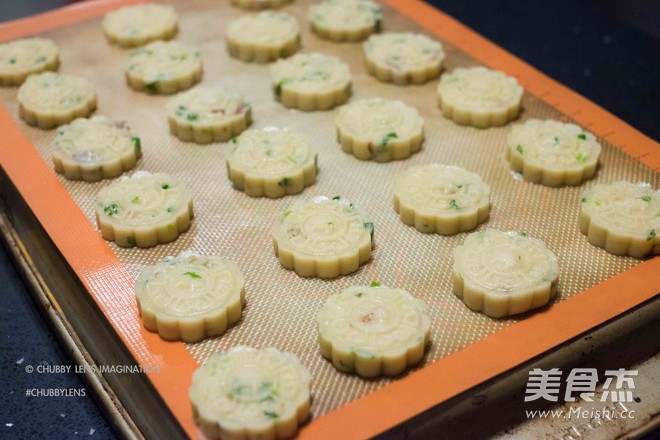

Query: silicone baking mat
[[1, 0, 658, 438]]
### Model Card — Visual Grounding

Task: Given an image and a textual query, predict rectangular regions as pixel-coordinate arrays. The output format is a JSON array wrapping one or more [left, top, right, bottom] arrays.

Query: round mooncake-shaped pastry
[[17, 72, 96, 129], [135, 254, 245, 343], [452, 229, 560, 318], [95, 172, 194, 248], [272, 195, 374, 279], [231, 0, 293, 9], [52, 116, 141, 181], [506, 119, 602, 187], [309, 0, 382, 42], [125, 41, 203, 95], [437, 67, 523, 128], [335, 97, 424, 162], [166, 86, 251, 144], [0, 38, 59, 86], [225, 11, 301, 63], [102, 3, 178, 47], [394, 164, 490, 234], [579, 181, 659, 258], [363, 32, 444, 85], [226, 127, 317, 198], [190, 346, 311, 440], [317, 284, 431, 378], [270, 52, 351, 111]]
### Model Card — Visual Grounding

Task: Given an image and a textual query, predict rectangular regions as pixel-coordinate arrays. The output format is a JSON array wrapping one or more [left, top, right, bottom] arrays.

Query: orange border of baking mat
[[0, 1, 658, 439]]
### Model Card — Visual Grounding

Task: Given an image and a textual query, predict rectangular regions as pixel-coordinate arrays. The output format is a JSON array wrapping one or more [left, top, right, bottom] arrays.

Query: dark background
[[1, 1, 658, 439]]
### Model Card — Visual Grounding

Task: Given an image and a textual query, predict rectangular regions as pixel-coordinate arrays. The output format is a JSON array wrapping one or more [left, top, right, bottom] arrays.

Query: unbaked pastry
[[272, 195, 373, 278], [135, 254, 245, 342], [437, 67, 523, 128], [190, 346, 311, 440], [317, 284, 431, 377], [0, 38, 59, 86], [579, 181, 659, 258], [52, 116, 141, 181], [226, 127, 317, 198], [95, 172, 193, 248], [452, 229, 559, 318]]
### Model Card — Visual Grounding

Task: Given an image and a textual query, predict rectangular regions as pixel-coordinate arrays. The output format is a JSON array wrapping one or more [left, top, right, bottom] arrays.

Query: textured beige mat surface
[[1, 0, 657, 418]]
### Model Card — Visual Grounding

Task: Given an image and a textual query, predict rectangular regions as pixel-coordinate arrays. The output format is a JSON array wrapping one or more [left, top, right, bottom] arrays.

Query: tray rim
[[0, 0, 658, 439]]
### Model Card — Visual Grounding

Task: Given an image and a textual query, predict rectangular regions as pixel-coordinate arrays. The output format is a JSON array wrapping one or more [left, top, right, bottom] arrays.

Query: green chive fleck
[[576, 152, 588, 163], [231, 137, 238, 144], [332, 196, 341, 200], [355, 292, 363, 298], [126, 236, 136, 247], [104, 203, 119, 216], [516, 144, 523, 155], [283, 210, 291, 217], [184, 272, 201, 279], [380, 132, 398, 147], [263, 411, 279, 420], [449, 199, 459, 209], [370, 281, 380, 287], [35, 56, 46, 63], [578, 133, 587, 140], [162, 184, 170, 190], [364, 222, 374, 230], [9, 58, 16, 64], [167, 207, 174, 213], [581, 197, 587, 203], [594, 200, 601, 206], [131, 136, 141, 152], [640, 195, 652, 202], [274, 78, 294, 96], [186, 113, 199, 121], [374, 18, 382, 33], [278, 177, 291, 187], [145, 82, 158, 94], [131, 196, 140, 203], [648, 229, 656, 241]]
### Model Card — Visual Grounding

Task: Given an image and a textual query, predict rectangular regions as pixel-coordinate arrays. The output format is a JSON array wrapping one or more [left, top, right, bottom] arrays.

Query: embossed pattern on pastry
[[226, 127, 317, 198], [189, 346, 311, 440], [17, 72, 96, 129], [95, 172, 194, 248], [272, 195, 373, 278], [52, 116, 141, 181], [102, 3, 178, 47], [270, 52, 351, 111], [309, 0, 382, 42], [225, 11, 301, 63], [135, 254, 245, 343], [394, 164, 490, 234], [437, 67, 523, 128], [0, 38, 59, 86], [125, 41, 203, 95], [507, 119, 602, 187], [452, 229, 560, 318], [335, 97, 424, 162], [166, 86, 251, 144], [579, 181, 659, 258], [317, 284, 431, 378], [363, 32, 444, 84]]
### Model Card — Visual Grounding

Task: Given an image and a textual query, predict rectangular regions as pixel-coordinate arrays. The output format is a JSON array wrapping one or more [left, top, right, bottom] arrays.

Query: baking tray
[[0, 0, 658, 438]]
